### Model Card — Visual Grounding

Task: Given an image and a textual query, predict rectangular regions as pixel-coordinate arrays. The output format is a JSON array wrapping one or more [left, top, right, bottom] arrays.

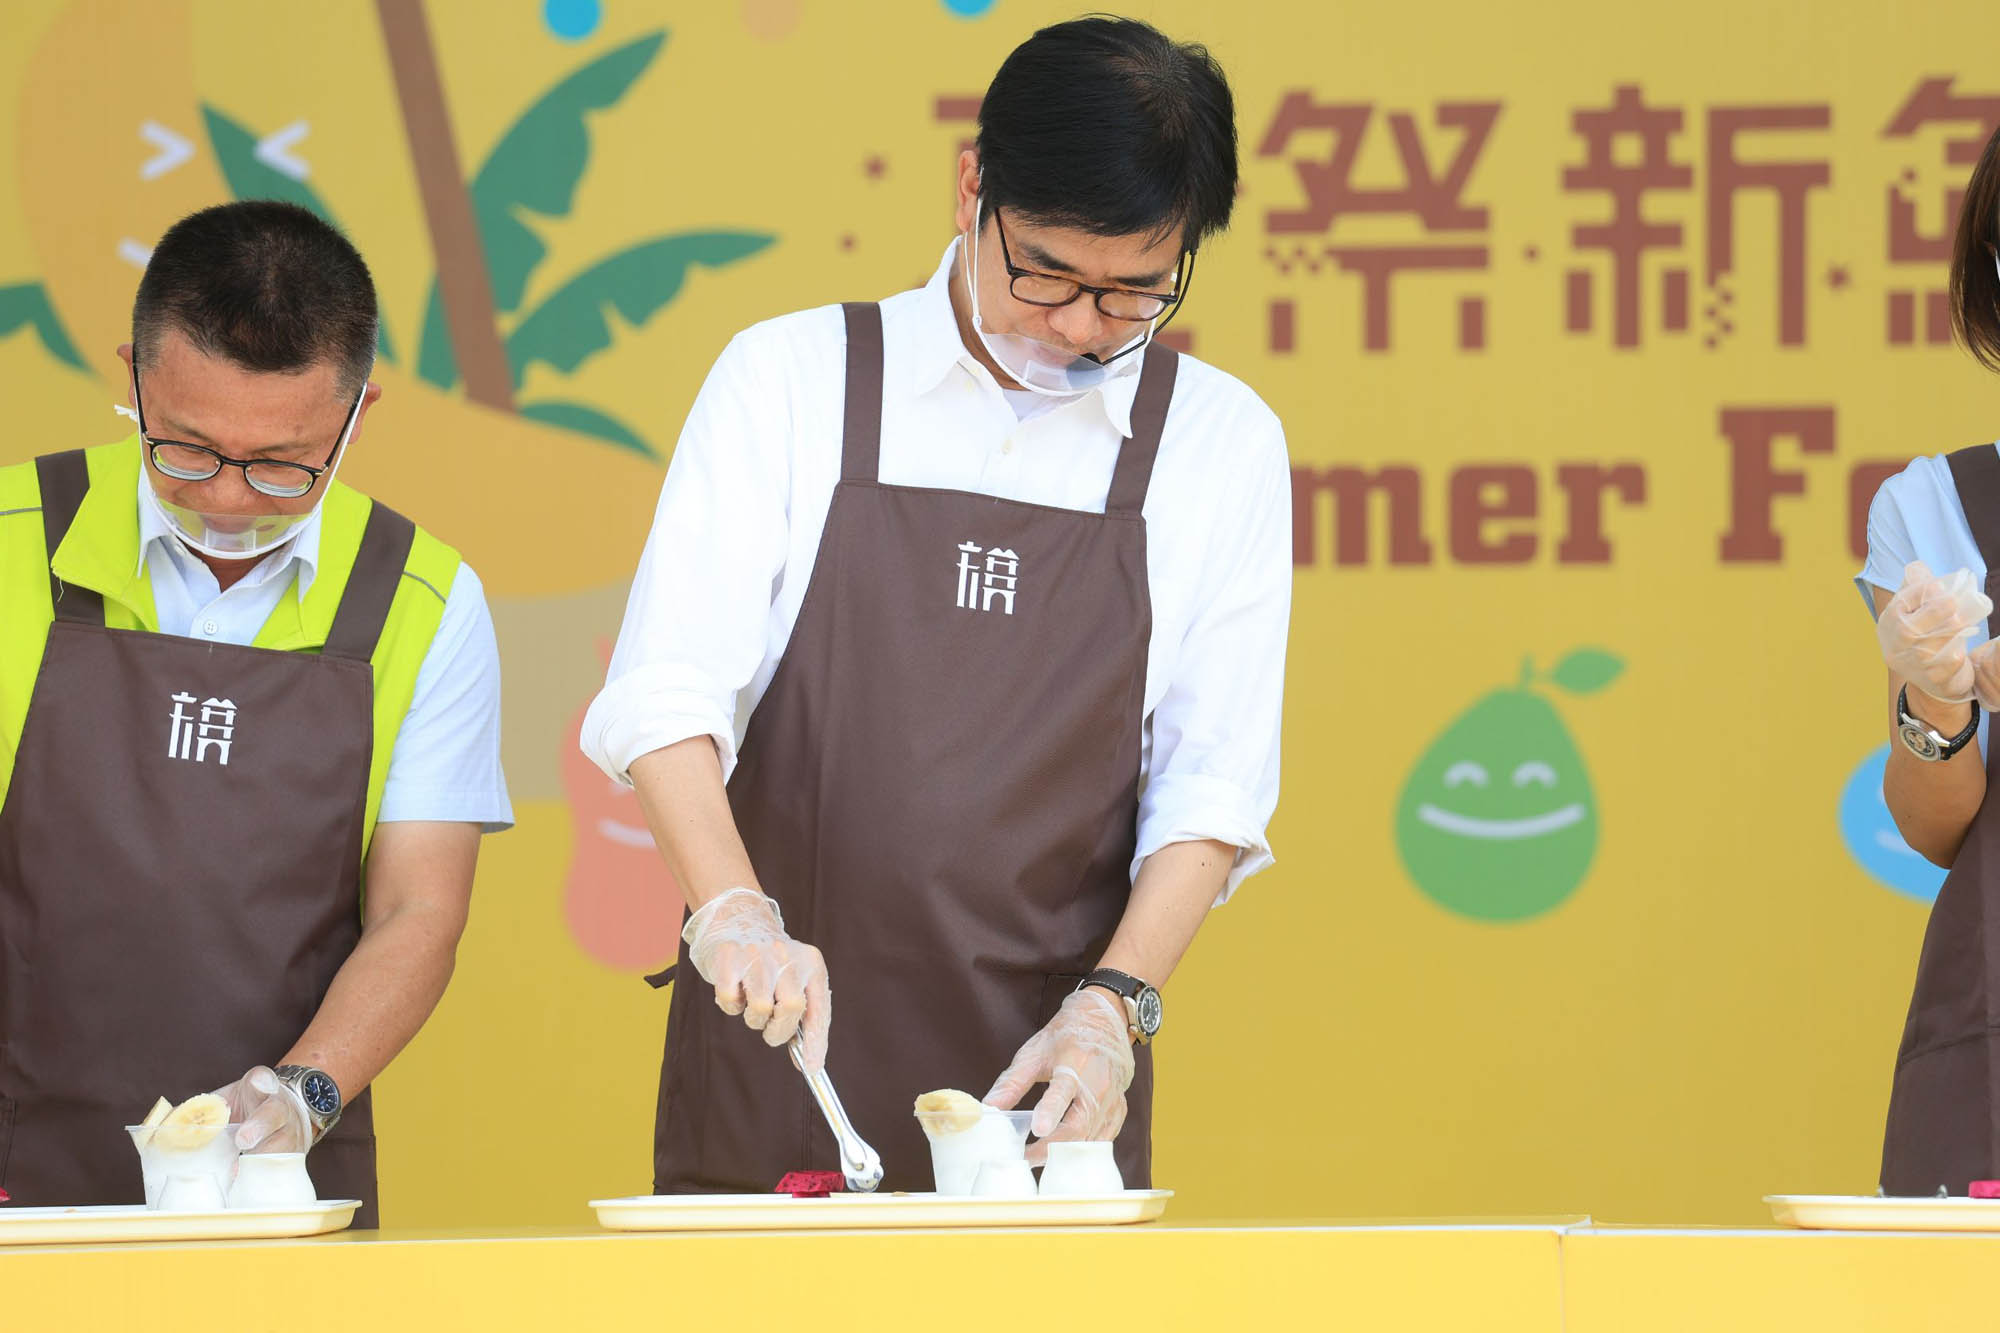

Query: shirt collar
[[897, 239, 1145, 438], [133, 457, 323, 598]]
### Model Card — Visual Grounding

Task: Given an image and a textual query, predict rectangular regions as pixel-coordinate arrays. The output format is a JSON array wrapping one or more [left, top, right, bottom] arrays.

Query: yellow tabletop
[[4, 1217, 1994, 1331], [1565, 1225, 2000, 1332], [5, 1217, 1567, 1330]]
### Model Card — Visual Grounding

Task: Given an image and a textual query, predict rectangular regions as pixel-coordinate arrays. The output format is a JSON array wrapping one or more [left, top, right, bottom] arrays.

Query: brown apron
[[1880, 444, 2000, 1195], [0, 449, 409, 1226], [649, 302, 1174, 1194]]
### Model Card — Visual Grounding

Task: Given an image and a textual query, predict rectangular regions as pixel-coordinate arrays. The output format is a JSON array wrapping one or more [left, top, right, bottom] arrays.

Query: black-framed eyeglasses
[[992, 208, 1194, 331], [132, 370, 364, 500]]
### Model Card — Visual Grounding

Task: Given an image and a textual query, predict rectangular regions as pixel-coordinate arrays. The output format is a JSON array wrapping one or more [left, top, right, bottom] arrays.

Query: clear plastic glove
[[212, 1066, 313, 1154], [1877, 561, 1994, 704], [684, 887, 831, 1072], [983, 988, 1135, 1165], [1974, 640, 2000, 713]]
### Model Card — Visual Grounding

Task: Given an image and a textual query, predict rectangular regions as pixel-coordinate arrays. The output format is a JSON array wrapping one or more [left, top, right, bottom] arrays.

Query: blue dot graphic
[[943, 0, 996, 16], [544, 0, 602, 41], [1838, 744, 1949, 903]]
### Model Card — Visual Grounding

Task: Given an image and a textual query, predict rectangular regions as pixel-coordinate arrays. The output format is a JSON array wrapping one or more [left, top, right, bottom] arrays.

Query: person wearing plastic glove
[[984, 990, 1134, 1162], [214, 1067, 317, 1154], [0, 202, 511, 1226], [681, 887, 831, 1071], [585, 17, 1288, 1196], [1865, 128, 2000, 1197]]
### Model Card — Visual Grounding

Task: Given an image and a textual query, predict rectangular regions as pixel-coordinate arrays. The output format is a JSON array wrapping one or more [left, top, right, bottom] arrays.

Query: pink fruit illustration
[[560, 657, 685, 972]]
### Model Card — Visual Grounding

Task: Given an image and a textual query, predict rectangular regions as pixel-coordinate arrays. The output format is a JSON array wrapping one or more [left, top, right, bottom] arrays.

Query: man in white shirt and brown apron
[[583, 16, 1290, 1193], [0, 202, 512, 1224]]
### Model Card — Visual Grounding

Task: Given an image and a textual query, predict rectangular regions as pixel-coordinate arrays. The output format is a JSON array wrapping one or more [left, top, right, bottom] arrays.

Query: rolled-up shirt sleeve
[[1133, 407, 1292, 904], [581, 326, 792, 784]]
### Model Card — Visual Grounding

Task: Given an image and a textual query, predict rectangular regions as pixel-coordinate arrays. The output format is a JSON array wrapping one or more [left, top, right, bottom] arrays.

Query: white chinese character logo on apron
[[168, 692, 238, 765], [955, 542, 1020, 615]]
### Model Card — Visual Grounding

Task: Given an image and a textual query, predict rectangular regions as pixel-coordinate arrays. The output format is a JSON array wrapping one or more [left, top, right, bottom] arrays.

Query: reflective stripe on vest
[[0, 437, 459, 852]]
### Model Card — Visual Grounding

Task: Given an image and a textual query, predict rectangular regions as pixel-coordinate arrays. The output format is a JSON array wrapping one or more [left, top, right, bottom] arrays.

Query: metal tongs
[[789, 1036, 883, 1192]]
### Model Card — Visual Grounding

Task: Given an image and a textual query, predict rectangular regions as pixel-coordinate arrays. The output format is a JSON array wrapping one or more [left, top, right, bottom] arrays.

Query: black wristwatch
[[1897, 686, 1980, 763], [274, 1064, 343, 1144], [1079, 968, 1163, 1046]]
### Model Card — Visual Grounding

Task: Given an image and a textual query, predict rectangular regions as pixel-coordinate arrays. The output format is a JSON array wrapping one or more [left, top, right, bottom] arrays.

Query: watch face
[[1135, 987, 1164, 1036], [1900, 722, 1944, 762], [300, 1071, 341, 1116]]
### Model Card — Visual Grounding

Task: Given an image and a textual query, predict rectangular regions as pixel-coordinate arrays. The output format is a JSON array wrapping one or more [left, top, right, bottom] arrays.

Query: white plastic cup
[[970, 1157, 1039, 1198], [1038, 1140, 1124, 1196], [155, 1172, 228, 1212], [128, 1122, 241, 1210], [226, 1152, 316, 1209], [918, 1108, 1033, 1196]]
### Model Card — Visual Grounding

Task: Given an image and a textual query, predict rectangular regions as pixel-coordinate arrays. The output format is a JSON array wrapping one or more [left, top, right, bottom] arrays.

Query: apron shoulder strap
[[1105, 343, 1179, 517], [322, 500, 417, 662], [840, 301, 886, 484], [34, 450, 105, 626], [1948, 444, 2000, 574]]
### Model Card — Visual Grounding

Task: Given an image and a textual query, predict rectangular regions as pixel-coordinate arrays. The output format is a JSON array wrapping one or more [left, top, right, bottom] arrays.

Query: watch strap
[[1899, 685, 1981, 760], [1079, 968, 1146, 1001], [1079, 968, 1161, 1045]]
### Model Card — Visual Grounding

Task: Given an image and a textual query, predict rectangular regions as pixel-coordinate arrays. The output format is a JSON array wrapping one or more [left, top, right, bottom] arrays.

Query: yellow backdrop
[[1, 0, 1987, 1227]]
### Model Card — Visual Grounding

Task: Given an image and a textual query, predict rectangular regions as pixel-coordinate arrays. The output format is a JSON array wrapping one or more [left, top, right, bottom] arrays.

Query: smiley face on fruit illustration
[[1395, 651, 1622, 923]]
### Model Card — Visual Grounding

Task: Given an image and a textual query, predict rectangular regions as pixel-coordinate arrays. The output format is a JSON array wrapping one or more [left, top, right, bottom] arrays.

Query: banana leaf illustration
[[515, 401, 651, 456], [508, 231, 774, 454], [200, 106, 398, 365], [417, 31, 666, 390], [0, 283, 85, 371]]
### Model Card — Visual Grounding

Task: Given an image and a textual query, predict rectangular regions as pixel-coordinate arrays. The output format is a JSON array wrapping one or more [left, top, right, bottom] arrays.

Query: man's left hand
[[983, 988, 1134, 1164], [212, 1066, 313, 1153]]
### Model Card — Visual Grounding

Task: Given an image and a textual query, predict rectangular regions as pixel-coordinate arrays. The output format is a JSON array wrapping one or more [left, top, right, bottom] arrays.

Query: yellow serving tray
[[591, 1188, 1171, 1231], [0, 1200, 361, 1245], [1767, 1194, 2000, 1232]]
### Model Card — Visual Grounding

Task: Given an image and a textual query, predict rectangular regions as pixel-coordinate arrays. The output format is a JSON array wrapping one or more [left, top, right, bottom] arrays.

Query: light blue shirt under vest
[[134, 467, 513, 831]]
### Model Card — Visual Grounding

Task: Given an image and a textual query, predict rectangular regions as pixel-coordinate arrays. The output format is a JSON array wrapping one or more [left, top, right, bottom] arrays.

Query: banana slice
[[151, 1092, 230, 1151], [913, 1088, 984, 1137], [138, 1096, 172, 1132]]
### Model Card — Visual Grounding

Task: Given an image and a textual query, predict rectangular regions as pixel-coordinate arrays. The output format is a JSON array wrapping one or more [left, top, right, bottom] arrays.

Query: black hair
[[975, 15, 1238, 253], [1952, 122, 2000, 371], [132, 200, 377, 395]]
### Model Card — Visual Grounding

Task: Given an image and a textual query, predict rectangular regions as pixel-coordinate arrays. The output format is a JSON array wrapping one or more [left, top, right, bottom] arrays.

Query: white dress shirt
[[136, 468, 513, 831], [581, 241, 1290, 900]]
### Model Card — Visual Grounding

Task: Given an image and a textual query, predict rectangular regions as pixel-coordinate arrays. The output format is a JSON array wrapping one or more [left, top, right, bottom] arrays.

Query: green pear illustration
[[1395, 650, 1623, 922]]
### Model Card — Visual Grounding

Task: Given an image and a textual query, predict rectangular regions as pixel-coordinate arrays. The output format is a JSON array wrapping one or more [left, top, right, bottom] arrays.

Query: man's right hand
[[683, 887, 831, 1071], [1878, 561, 1995, 705]]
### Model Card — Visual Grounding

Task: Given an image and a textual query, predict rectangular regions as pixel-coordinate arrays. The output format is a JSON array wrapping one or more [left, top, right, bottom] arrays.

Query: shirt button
[[1002, 440, 1016, 455], [202, 619, 219, 636]]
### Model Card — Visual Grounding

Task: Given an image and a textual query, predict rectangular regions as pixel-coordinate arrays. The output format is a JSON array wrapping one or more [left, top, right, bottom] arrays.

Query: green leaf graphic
[[0, 282, 85, 370], [517, 400, 653, 456], [1547, 648, 1624, 695], [417, 30, 667, 389], [506, 232, 772, 383], [200, 106, 398, 366]]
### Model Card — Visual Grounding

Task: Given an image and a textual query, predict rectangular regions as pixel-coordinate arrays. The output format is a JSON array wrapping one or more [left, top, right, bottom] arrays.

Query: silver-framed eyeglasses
[[132, 371, 365, 500]]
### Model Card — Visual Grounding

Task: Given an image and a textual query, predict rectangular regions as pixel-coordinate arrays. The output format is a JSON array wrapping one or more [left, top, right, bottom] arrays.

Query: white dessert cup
[[917, 1107, 1033, 1195], [1037, 1140, 1124, 1196], [226, 1152, 316, 1209], [970, 1158, 1039, 1198], [155, 1172, 228, 1212], [127, 1122, 241, 1210]]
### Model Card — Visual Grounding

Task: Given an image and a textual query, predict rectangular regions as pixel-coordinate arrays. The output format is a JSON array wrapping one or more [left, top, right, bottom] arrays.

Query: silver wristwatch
[[1897, 686, 1980, 763], [273, 1064, 343, 1144]]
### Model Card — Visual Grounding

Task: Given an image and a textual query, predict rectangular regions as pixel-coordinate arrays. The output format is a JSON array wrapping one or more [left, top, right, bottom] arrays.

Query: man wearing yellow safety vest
[[0, 201, 512, 1226]]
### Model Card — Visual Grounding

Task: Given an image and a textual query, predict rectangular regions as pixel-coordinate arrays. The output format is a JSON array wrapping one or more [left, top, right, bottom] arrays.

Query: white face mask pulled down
[[121, 384, 365, 562], [961, 199, 1156, 399]]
